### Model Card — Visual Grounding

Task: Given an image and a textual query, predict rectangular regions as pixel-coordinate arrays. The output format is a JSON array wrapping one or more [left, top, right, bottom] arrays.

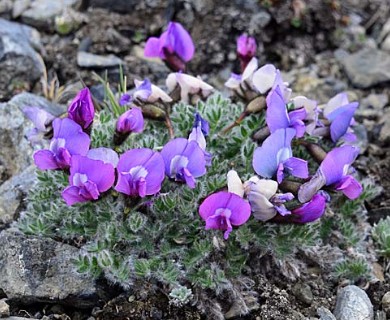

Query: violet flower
[[33, 118, 90, 170], [291, 192, 327, 223], [266, 85, 306, 138], [144, 21, 195, 71], [298, 145, 363, 202], [115, 148, 165, 197], [291, 96, 318, 134], [199, 191, 251, 239], [188, 113, 212, 165], [161, 138, 206, 188], [68, 88, 95, 130], [237, 34, 257, 71], [323, 93, 358, 143], [119, 93, 132, 106], [62, 155, 115, 206], [252, 128, 308, 183], [116, 107, 144, 134], [87, 147, 119, 168], [23, 106, 55, 144]]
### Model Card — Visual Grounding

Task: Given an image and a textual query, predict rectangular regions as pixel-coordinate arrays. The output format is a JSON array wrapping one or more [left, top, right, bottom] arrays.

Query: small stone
[[338, 48, 390, 88], [381, 292, 390, 316], [317, 307, 336, 320], [375, 310, 387, 320], [292, 282, 313, 305], [0, 299, 10, 317], [249, 10, 271, 32], [77, 51, 123, 68], [333, 285, 373, 320], [88, 0, 139, 13], [379, 109, 390, 144]]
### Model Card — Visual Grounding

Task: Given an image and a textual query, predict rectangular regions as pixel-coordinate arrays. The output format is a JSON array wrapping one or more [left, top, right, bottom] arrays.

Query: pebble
[[338, 48, 390, 88], [317, 307, 336, 320], [77, 51, 124, 68], [333, 285, 373, 320], [379, 109, 390, 144], [292, 282, 314, 305], [381, 291, 390, 316], [0, 299, 10, 317]]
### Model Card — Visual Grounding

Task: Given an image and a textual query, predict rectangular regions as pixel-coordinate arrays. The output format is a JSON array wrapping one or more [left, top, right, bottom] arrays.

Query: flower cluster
[[199, 54, 362, 239]]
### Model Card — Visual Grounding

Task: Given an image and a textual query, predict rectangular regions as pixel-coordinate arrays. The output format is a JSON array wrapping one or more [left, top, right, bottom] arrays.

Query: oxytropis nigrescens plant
[[19, 22, 377, 316]]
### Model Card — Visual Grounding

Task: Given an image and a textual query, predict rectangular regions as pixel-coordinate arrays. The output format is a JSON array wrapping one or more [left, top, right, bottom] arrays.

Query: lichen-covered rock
[[0, 19, 43, 100], [0, 229, 100, 307], [333, 285, 373, 320]]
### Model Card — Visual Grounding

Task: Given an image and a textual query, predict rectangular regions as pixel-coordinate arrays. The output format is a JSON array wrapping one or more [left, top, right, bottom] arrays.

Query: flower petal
[[292, 193, 327, 223], [87, 148, 119, 168], [283, 157, 309, 179], [62, 186, 89, 206], [266, 86, 290, 133], [33, 150, 59, 170], [252, 64, 276, 94], [334, 175, 362, 199]]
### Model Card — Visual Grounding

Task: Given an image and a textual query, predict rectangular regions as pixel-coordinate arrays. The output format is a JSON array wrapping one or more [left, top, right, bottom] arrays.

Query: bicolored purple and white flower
[[266, 85, 307, 138], [144, 21, 195, 71], [237, 34, 257, 71], [161, 138, 206, 188], [252, 128, 309, 183], [62, 155, 115, 205], [298, 145, 363, 203], [291, 96, 318, 134], [87, 147, 119, 168], [33, 118, 90, 170], [199, 191, 251, 239], [67, 88, 95, 129], [188, 113, 212, 165], [119, 93, 132, 106], [116, 107, 144, 134], [23, 106, 55, 144], [115, 148, 165, 197], [134, 79, 172, 103], [166, 72, 213, 103], [322, 92, 358, 143]]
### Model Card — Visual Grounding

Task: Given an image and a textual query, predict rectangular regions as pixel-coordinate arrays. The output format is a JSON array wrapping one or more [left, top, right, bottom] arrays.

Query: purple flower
[[23, 106, 55, 144], [188, 113, 212, 165], [68, 88, 95, 129], [291, 192, 327, 223], [291, 96, 318, 134], [161, 138, 206, 188], [192, 112, 209, 136], [225, 73, 242, 90], [252, 64, 277, 94], [116, 107, 144, 134], [199, 191, 251, 239], [119, 93, 132, 106], [266, 86, 307, 137], [252, 128, 308, 183], [237, 34, 257, 71], [298, 145, 362, 202], [134, 79, 172, 103], [33, 118, 90, 170], [144, 22, 195, 71], [87, 148, 119, 168], [62, 155, 115, 205], [115, 148, 165, 197]]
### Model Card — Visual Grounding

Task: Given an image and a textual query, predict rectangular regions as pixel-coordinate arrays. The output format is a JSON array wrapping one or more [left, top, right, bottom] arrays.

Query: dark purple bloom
[[33, 118, 90, 170], [291, 192, 327, 223], [266, 86, 306, 137], [298, 145, 362, 202], [161, 138, 206, 188], [115, 148, 165, 197], [192, 112, 209, 136], [116, 107, 144, 134], [199, 191, 251, 239], [62, 155, 115, 205], [237, 34, 257, 71], [87, 148, 119, 168], [68, 88, 95, 129], [144, 22, 195, 71], [252, 128, 308, 183], [23, 106, 55, 144], [119, 93, 132, 106], [188, 113, 212, 165]]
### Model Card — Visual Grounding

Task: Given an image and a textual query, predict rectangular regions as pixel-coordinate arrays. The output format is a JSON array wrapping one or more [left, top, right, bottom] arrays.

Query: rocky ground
[[0, 0, 390, 319]]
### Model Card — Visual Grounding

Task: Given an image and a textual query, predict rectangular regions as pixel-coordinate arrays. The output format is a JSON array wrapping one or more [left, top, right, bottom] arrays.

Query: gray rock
[[2, 318, 38, 320], [249, 10, 271, 32], [0, 228, 99, 307], [0, 165, 35, 227], [12, 0, 30, 18], [333, 285, 373, 320], [375, 310, 387, 320], [338, 48, 390, 88], [0, 299, 10, 317], [89, 0, 139, 13], [77, 51, 123, 69], [0, 19, 43, 100], [379, 109, 390, 144], [10, 92, 65, 117], [292, 282, 313, 305], [381, 291, 390, 316], [21, 0, 81, 30], [317, 307, 336, 320]]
